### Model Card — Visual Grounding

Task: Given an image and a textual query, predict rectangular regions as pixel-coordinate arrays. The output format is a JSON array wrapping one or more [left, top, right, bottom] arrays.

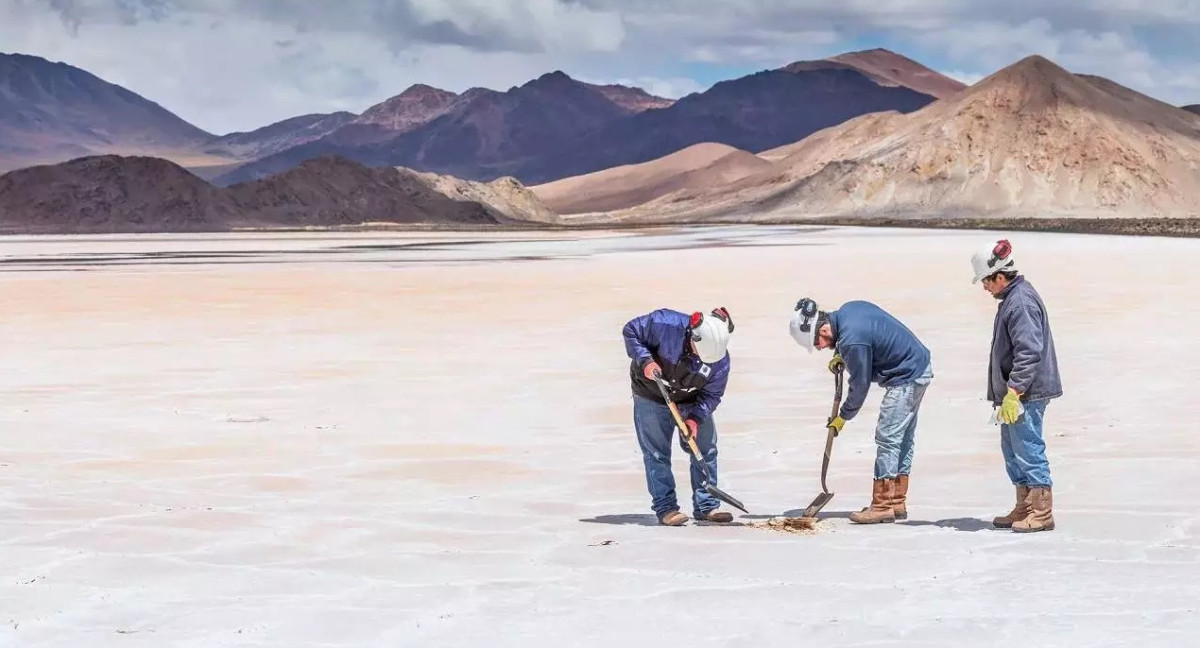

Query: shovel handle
[[827, 366, 844, 435], [653, 372, 709, 471]]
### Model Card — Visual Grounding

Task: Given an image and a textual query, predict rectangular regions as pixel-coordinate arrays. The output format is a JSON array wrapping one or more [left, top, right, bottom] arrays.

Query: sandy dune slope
[[531, 143, 773, 214]]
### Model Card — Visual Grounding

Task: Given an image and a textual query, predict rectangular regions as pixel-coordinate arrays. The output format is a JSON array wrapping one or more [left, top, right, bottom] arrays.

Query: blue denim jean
[[1000, 399, 1052, 488], [873, 363, 934, 480], [633, 395, 720, 518]]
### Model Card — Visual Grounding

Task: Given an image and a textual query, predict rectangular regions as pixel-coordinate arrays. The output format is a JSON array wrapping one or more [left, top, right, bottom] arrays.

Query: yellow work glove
[[999, 388, 1022, 424], [827, 415, 846, 435], [828, 353, 844, 374]]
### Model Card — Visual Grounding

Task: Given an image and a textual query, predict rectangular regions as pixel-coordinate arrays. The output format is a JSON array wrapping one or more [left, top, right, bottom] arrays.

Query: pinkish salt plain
[[1, 225, 1197, 647]]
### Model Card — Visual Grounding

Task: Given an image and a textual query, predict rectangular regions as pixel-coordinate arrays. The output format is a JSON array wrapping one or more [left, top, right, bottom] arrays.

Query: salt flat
[[1, 225, 1198, 647]]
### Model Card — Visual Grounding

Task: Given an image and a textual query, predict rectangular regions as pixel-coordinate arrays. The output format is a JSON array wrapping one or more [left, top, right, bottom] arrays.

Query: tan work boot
[[659, 510, 688, 526], [1012, 487, 1054, 533], [993, 485, 1032, 529], [892, 474, 910, 520], [698, 510, 733, 523], [850, 478, 896, 524]]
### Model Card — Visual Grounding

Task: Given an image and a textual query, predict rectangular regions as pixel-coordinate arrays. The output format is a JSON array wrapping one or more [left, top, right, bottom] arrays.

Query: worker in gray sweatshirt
[[971, 239, 1063, 533], [789, 297, 934, 524]]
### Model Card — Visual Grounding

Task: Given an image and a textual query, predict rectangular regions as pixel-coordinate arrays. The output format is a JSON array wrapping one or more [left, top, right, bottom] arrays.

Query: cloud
[[2, 0, 1197, 134], [592, 75, 707, 99], [942, 71, 985, 86]]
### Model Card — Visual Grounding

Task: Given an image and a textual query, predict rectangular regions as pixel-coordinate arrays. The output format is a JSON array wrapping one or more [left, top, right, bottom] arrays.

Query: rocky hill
[[223, 157, 503, 227], [0, 155, 237, 233], [0, 155, 557, 233], [404, 169, 559, 224]]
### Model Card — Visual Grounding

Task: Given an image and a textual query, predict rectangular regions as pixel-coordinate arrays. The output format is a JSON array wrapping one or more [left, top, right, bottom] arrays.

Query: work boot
[[849, 478, 896, 524], [1012, 487, 1054, 533], [697, 510, 733, 523], [659, 510, 688, 526], [992, 485, 1032, 529], [892, 474, 910, 520]]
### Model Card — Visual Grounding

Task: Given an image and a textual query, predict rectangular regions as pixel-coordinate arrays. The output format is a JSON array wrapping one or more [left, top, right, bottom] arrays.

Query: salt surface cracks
[[1, 226, 1199, 647]]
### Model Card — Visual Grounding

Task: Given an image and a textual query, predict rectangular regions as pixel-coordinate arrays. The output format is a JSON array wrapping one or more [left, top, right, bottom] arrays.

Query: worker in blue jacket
[[790, 298, 934, 524], [622, 307, 734, 526]]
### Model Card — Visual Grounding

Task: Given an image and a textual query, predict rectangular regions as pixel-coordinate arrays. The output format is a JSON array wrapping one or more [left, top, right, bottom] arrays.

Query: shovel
[[652, 372, 749, 515], [801, 362, 845, 519]]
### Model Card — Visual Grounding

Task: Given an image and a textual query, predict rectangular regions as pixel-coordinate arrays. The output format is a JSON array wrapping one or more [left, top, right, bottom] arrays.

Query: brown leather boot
[[658, 510, 688, 526], [892, 474, 910, 520], [698, 510, 733, 523], [1012, 487, 1054, 533], [993, 485, 1032, 529], [849, 478, 896, 524]]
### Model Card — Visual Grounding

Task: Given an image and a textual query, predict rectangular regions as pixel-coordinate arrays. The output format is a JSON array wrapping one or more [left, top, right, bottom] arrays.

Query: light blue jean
[[633, 395, 720, 518], [1001, 399, 1053, 488], [873, 363, 934, 480]]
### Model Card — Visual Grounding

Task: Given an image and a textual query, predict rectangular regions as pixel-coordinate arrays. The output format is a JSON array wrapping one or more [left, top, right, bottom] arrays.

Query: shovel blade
[[704, 483, 749, 515], [801, 491, 834, 519]]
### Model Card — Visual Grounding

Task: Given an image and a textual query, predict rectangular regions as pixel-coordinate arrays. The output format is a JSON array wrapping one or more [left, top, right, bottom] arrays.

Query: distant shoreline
[[262, 216, 1200, 238], [3, 216, 1200, 238]]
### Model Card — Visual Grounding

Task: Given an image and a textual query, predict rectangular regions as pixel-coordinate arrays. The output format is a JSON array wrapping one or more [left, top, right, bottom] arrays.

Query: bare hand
[[684, 418, 699, 438], [643, 361, 662, 380]]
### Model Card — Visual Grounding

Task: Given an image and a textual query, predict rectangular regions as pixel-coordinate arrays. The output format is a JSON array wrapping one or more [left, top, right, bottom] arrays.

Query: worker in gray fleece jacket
[[971, 238, 1063, 533], [789, 298, 933, 524]]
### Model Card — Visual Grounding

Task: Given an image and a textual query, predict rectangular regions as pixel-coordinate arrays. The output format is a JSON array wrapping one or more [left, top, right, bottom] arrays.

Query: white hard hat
[[971, 239, 1017, 283], [689, 307, 733, 363], [789, 297, 821, 353]]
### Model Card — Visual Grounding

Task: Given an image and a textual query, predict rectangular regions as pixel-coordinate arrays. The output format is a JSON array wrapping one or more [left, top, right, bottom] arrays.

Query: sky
[[2, 0, 1198, 135]]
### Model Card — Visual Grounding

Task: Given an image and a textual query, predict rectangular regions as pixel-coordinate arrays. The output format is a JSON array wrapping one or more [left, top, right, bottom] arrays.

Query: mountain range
[[0, 48, 959, 186], [537, 55, 1200, 222], [3, 47, 1199, 234], [212, 50, 953, 186]]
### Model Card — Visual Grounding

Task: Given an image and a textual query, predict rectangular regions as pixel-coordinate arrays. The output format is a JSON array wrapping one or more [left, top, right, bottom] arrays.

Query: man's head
[[971, 239, 1019, 297], [789, 297, 833, 353], [688, 307, 734, 363]]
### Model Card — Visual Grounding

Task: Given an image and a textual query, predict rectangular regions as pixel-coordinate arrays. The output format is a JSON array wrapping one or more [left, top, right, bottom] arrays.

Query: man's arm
[[622, 309, 668, 371], [838, 344, 873, 421], [680, 359, 729, 423], [1006, 303, 1045, 395]]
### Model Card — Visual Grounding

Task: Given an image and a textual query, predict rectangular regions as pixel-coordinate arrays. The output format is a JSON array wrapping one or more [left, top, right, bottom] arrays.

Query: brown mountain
[[0, 155, 556, 233], [213, 71, 663, 185], [202, 111, 356, 160], [590, 55, 1200, 222], [0, 155, 237, 233], [324, 84, 464, 146], [0, 52, 220, 172], [404, 168, 560, 224], [225, 157, 505, 226], [785, 48, 967, 99], [531, 143, 772, 214], [590, 83, 675, 112], [1184, 104, 1200, 115]]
